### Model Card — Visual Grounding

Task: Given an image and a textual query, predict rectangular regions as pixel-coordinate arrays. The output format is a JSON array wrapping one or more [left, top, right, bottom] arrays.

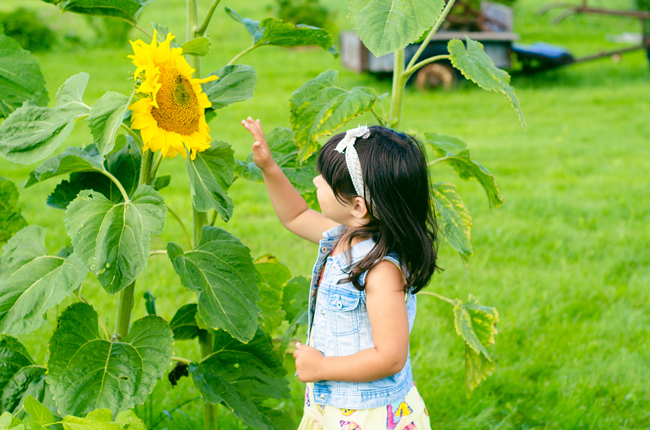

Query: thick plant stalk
[[186, 0, 217, 428], [113, 148, 155, 339], [389, 49, 405, 128]]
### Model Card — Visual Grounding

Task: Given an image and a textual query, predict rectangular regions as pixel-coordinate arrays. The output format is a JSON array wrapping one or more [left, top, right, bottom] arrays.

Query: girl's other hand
[[241, 116, 276, 172], [293, 342, 325, 383]]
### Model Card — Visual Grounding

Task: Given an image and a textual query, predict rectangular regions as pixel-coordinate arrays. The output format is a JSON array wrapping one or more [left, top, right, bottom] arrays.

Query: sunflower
[[128, 31, 217, 160]]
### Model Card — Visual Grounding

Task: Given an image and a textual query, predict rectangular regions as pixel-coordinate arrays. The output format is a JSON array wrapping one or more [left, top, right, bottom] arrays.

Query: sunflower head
[[128, 31, 217, 160]]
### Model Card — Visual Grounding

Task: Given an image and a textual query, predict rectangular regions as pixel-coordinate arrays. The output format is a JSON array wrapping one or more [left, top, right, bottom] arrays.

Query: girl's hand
[[241, 116, 276, 172], [293, 342, 325, 383]]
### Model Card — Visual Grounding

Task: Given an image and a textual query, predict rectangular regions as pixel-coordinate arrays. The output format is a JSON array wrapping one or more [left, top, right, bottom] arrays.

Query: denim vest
[[305, 225, 417, 409]]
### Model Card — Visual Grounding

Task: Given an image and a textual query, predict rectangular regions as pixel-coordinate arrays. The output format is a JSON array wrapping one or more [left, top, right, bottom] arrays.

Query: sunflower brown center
[[151, 64, 201, 136]]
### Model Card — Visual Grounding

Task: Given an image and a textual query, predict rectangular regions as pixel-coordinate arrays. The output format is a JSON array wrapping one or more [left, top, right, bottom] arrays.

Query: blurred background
[[1, 0, 649, 428]]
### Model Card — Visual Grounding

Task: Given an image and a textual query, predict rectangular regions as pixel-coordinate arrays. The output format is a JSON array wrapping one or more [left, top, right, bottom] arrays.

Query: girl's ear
[[350, 196, 369, 219]]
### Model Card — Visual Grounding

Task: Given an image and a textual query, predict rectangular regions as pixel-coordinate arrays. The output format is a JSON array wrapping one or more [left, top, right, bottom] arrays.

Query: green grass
[[1, 0, 650, 428]]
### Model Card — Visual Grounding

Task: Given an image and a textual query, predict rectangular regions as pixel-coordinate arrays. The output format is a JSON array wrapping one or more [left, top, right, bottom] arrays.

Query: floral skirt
[[297, 383, 431, 430]]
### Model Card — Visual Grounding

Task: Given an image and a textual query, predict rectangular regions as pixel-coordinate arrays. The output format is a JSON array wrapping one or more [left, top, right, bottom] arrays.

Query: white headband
[[335, 125, 375, 214]]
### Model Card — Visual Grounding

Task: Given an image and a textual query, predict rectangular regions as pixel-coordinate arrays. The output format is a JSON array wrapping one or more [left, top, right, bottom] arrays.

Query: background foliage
[[0, 0, 649, 428]]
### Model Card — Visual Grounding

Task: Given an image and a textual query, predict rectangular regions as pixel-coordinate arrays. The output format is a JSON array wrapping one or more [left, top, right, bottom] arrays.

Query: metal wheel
[[415, 64, 457, 91]]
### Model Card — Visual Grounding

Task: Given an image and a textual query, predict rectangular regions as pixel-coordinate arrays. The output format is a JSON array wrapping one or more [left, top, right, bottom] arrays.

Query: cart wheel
[[415, 64, 457, 91]]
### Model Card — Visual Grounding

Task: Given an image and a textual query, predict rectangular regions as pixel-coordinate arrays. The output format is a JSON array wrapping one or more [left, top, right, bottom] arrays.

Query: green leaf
[[0, 178, 28, 243], [453, 294, 499, 398], [151, 175, 171, 191], [23, 396, 53, 428], [257, 17, 334, 51], [24, 145, 104, 188], [0, 35, 48, 119], [61, 408, 131, 430], [448, 38, 525, 127], [431, 182, 472, 260], [45, 0, 153, 25], [143, 291, 156, 315], [48, 302, 174, 417], [289, 70, 377, 160], [64, 185, 166, 294], [225, 7, 336, 54], [235, 127, 318, 195], [87, 91, 130, 155], [254, 255, 291, 335], [0, 73, 91, 165], [190, 328, 290, 430], [114, 410, 146, 430], [186, 140, 234, 222], [224, 7, 262, 42], [151, 22, 180, 48], [348, 0, 445, 57], [426, 133, 504, 209], [169, 303, 205, 341], [0, 336, 47, 414], [202, 65, 257, 111], [47, 138, 141, 209], [0, 412, 24, 429], [0, 226, 87, 336], [181, 37, 211, 56], [279, 276, 309, 354], [167, 226, 260, 343]]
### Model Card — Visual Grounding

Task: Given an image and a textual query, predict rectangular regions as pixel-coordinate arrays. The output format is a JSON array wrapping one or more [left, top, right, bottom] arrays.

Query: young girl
[[241, 117, 439, 430]]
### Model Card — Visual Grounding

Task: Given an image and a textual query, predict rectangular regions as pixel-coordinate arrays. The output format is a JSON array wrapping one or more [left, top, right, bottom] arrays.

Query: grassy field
[[1, 0, 650, 428]]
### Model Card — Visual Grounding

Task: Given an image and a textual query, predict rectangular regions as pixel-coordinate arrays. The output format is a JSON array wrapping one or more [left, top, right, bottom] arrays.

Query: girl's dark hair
[[317, 126, 439, 294]]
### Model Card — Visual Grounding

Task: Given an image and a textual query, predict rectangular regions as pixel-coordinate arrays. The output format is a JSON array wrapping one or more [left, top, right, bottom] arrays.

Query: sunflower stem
[[417, 291, 457, 305], [113, 144, 155, 341], [135, 24, 154, 39], [196, 0, 221, 37], [404, 54, 451, 80], [101, 170, 130, 203], [167, 205, 193, 249], [405, 0, 456, 72], [227, 43, 259, 66], [151, 153, 163, 179], [121, 124, 145, 153]]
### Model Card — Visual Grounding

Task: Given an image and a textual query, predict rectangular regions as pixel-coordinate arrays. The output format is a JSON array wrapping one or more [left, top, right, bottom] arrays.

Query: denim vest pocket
[[323, 285, 361, 336]]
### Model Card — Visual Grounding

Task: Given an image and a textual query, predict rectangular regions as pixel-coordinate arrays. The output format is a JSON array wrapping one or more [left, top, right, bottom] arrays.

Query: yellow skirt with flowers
[[297, 382, 431, 430]]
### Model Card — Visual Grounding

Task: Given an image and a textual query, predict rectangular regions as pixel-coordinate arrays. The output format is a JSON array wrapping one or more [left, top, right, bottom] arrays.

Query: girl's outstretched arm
[[293, 261, 409, 382], [241, 117, 337, 243]]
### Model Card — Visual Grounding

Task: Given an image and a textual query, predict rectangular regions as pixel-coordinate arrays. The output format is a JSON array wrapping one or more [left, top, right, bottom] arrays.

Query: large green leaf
[[289, 70, 377, 160], [167, 226, 260, 343], [426, 133, 504, 209], [190, 328, 290, 430], [0, 178, 27, 244], [24, 145, 104, 188], [47, 302, 174, 417], [453, 294, 498, 398], [431, 182, 472, 260], [348, 0, 445, 57], [181, 37, 211, 57], [202, 65, 257, 111], [0, 35, 48, 119], [64, 185, 166, 294], [23, 395, 53, 430], [43, 0, 152, 25], [59, 408, 145, 430], [0, 226, 87, 336], [0, 73, 91, 165], [235, 127, 318, 195], [186, 140, 234, 222], [0, 336, 47, 414], [254, 255, 291, 335], [87, 91, 130, 155], [169, 303, 205, 341], [448, 38, 525, 127], [279, 276, 309, 354], [225, 7, 336, 54], [47, 138, 141, 210]]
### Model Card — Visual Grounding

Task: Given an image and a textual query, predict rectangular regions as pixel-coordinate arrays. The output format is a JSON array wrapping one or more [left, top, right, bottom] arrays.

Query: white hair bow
[[334, 125, 374, 213]]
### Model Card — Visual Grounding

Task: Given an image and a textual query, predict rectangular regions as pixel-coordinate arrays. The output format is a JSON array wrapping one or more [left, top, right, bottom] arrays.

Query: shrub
[[0, 8, 56, 52]]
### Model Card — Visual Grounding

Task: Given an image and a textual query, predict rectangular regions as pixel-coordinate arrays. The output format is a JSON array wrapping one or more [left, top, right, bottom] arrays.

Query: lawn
[[1, 0, 649, 428]]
